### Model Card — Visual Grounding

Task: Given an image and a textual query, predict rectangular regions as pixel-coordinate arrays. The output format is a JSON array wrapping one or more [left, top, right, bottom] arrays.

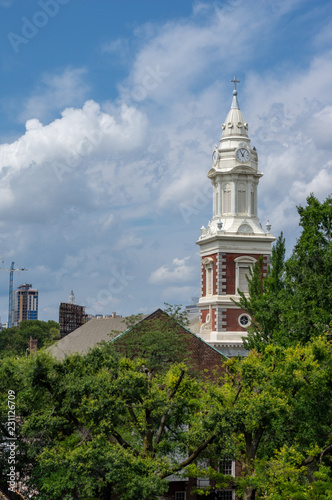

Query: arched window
[[234, 256, 257, 294], [203, 257, 214, 296]]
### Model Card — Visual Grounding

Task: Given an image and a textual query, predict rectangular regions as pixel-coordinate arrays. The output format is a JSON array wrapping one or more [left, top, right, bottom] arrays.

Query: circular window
[[239, 314, 251, 328]]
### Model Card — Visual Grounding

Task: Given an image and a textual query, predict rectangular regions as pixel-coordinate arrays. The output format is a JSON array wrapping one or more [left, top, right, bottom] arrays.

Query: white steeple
[[200, 76, 266, 239], [195, 77, 276, 356], [68, 290, 76, 304]]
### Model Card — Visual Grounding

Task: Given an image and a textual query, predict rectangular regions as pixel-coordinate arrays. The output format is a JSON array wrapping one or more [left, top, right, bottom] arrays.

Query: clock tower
[[196, 77, 275, 356]]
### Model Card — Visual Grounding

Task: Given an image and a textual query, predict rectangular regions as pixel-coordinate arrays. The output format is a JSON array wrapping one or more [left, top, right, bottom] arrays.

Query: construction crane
[[0, 262, 28, 328]]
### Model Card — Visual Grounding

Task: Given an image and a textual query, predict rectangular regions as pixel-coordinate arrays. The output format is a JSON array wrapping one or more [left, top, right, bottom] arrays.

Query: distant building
[[59, 292, 87, 338], [12, 283, 38, 327]]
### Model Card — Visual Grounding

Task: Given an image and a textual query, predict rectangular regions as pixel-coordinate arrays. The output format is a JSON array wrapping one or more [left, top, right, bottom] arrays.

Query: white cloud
[[1, 0, 331, 321], [19, 67, 90, 123], [149, 257, 194, 285]]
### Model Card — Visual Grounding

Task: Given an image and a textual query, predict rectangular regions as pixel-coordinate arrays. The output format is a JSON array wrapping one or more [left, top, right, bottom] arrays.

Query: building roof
[[48, 316, 128, 359], [48, 310, 226, 364]]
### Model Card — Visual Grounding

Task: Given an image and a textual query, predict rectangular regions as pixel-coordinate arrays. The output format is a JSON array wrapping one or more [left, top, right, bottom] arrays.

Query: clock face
[[212, 150, 218, 165], [236, 148, 250, 163]]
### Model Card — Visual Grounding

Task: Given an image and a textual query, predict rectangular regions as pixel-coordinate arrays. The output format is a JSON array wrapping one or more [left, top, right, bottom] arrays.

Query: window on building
[[223, 184, 231, 213], [220, 459, 234, 476], [197, 478, 210, 488], [203, 258, 214, 297], [237, 183, 247, 214], [175, 492, 186, 500], [234, 256, 257, 295], [238, 266, 249, 293]]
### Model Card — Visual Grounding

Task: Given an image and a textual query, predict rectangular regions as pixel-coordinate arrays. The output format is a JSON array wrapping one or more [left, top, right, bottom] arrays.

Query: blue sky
[[0, 0, 331, 322]]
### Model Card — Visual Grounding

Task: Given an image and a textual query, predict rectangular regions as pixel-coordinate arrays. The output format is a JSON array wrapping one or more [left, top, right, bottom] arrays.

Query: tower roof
[[221, 76, 248, 139]]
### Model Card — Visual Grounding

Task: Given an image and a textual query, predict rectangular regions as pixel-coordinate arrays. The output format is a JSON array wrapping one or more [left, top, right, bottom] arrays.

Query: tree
[[283, 194, 332, 343], [235, 194, 332, 349], [211, 337, 332, 500], [0, 313, 224, 500], [232, 233, 286, 352], [0, 320, 60, 357]]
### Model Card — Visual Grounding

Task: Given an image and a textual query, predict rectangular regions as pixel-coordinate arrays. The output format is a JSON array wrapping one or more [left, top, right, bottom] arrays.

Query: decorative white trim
[[238, 313, 251, 328]]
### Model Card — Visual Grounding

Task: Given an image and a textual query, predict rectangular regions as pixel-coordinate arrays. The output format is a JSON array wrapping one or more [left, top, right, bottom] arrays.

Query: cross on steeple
[[230, 76, 240, 91]]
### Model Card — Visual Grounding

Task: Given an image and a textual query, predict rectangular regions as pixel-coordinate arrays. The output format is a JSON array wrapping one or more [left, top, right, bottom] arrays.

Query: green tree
[[187, 337, 332, 500], [0, 320, 59, 357], [235, 194, 332, 349], [0, 315, 223, 499], [233, 233, 286, 352], [282, 194, 332, 343]]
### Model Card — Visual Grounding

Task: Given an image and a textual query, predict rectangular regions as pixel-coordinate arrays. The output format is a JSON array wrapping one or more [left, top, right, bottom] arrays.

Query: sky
[[0, 0, 331, 323]]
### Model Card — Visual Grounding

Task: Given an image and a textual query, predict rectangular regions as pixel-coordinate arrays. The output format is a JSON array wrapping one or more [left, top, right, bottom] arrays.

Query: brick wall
[[226, 308, 248, 332]]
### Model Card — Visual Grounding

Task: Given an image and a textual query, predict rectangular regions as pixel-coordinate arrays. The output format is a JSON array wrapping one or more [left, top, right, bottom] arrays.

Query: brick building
[[196, 78, 275, 356]]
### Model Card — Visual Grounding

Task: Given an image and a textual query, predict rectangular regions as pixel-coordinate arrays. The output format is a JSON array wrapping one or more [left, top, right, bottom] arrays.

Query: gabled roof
[[48, 309, 228, 366], [112, 309, 228, 377]]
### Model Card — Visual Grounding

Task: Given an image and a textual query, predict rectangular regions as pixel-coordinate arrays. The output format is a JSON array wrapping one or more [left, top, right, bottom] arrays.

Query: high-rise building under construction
[[12, 283, 38, 327]]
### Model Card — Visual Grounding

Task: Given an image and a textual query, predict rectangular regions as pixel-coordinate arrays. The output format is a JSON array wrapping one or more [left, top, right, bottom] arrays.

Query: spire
[[68, 290, 76, 304], [221, 75, 248, 140], [230, 76, 240, 109]]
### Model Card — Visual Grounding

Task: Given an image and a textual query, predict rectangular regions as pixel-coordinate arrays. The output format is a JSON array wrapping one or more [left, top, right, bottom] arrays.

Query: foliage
[[0, 319, 60, 357], [201, 337, 332, 500], [0, 324, 222, 499], [234, 194, 332, 350], [232, 233, 286, 352], [283, 194, 332, 343], [113, 309, 192, 374], [252, 446, 332, 500]]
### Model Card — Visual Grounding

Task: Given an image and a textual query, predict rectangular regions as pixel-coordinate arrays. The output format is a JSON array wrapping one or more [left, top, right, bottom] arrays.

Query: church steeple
[[203, 77, 262, 234], [196, 77, 275, 356], [221, 77, 248, 140]]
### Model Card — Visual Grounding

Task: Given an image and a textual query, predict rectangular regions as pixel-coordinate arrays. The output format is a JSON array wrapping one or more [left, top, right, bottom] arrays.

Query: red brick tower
[[196, 77, 275, 356]]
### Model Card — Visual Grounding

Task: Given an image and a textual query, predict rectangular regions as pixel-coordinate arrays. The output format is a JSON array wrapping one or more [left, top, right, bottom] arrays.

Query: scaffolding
[[59, 302, 86, 338]]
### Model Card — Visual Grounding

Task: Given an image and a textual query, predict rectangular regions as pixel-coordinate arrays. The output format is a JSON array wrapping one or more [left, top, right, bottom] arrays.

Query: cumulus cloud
[[0, 99, 148, 215], [1, 0, 331, 321]]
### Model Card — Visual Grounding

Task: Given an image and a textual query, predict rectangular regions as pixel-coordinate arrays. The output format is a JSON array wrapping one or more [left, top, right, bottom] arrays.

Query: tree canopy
[[0, 319, 60, 357], [235, 194, 332, 350]]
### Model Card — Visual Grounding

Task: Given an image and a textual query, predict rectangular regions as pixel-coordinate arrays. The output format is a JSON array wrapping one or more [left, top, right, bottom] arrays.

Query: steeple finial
[[230, 75, 240, 109], [230, 76, 240, 91]]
